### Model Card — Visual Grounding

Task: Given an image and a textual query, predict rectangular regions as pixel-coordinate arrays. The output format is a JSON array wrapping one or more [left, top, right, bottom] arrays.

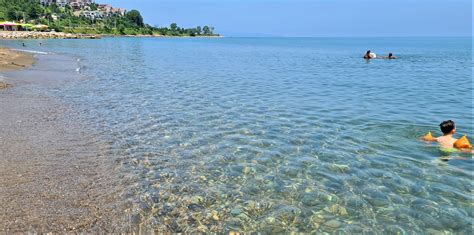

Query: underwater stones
[[256, 156, 273, 166], [231, 207, 243, 217], [231, 165, 245, 174], [243, 185, 260, 195], [211, 210, 220, 221], [280, 166, 299, 178], [149, 190, 160, 203], [130, 213, 142, 225], [410, 198, 440, 216], [243, 201, 274, 219], [384, 225, 407, 235], [242, 166, 252, 174], [410, 185, 428, 197], [425, 228, 445, 235], [323, 219, 342, 229], [272, 206, 301, 226], [138, 201, 152, 214], [259, 223, 287, 234], [324, 204, 348, 216], [421, 214, 444, 230], [342, 224, 365, 233], [309, 214, 324, 230], [388, 194, 405, 204], [393, 208, 414, 224], [158, 203, 174, 216], [325, 181, 345, 194], [188, 203, 204, 211], [316, 191, 338, 203], [301, 192, 319, 207], [328, 163, 350, 173], [438, 207, 469, 230], [344, 196, 366, 208], [191, 195, 204, 204], [364, 189, 390, 207]]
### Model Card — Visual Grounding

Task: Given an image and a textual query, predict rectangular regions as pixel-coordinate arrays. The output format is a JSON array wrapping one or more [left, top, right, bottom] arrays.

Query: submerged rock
[[231, 207, 242, 216], [324, 219, 341, 229], [384, 225, 407, 235], [301, 192, 319, 207]]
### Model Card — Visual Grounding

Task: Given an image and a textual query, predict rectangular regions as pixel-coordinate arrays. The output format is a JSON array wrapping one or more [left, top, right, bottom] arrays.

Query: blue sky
[[106, 0, 472, 37]]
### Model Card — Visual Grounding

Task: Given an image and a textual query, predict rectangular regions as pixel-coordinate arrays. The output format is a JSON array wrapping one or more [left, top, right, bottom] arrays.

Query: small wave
[[12, 49, 49, 55]]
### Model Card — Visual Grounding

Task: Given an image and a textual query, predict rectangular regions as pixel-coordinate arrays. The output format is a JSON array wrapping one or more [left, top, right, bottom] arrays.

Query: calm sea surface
[[2, 37, 473, 233]]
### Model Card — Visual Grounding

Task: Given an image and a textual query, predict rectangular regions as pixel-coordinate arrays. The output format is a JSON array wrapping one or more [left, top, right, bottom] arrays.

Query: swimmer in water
[[363, 50, 372, 59], [387, 53, 396, 59], [22, 43, 26, 47], [435, 120, 458, 149]]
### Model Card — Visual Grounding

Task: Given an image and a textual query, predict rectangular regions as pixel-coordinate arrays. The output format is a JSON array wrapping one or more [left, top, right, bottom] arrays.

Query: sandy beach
[[0, 47, 34, 71], [0, 47, 34, 89], [0, 50, 127, 232]]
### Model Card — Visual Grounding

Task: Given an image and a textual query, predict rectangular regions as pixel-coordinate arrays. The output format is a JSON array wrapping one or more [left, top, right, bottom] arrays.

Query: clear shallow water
[[2, 37, 473, 233]]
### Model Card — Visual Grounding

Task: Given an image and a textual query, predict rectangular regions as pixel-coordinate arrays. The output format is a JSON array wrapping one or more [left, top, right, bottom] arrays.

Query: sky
[[106, 0, 472, 37]]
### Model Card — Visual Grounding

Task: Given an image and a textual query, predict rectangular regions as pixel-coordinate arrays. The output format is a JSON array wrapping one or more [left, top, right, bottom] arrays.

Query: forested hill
[[0, 0, 219, 36]]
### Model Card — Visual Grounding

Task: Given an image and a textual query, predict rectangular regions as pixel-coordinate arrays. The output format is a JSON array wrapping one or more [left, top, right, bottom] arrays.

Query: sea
[[1, 37, 473, 233]]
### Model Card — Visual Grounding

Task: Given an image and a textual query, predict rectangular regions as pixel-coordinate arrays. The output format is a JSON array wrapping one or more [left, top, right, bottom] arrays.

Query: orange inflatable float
[[453, 135, 472, 149], [422, 132, 436, 141]]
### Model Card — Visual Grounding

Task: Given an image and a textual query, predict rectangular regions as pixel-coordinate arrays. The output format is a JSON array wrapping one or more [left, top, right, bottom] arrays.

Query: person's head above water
[[389, 53, 393, 57], [440, 120, 456, 135]]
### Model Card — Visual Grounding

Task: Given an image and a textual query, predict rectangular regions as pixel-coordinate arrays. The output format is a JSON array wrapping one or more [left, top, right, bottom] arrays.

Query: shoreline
[[0, 50, 127, 232], [0, 31, 101, 39], [0, 47, 35, 89], [0, 31, 223, 40]]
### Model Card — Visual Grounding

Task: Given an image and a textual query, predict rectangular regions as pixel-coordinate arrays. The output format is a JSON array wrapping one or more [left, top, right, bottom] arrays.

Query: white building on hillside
[[40, 0, 95, 8]]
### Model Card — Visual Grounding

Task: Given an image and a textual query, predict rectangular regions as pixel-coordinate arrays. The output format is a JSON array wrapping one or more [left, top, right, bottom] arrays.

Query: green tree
[[26, 4, 42, 19], [170, 23, 177, 32], [203, 25, 210, 35], [125, 9, 143, 27], [90, 3, 98, 11]]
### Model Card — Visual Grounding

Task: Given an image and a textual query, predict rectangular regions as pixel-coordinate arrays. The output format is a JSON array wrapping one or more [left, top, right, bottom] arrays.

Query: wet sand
[[0, 52, 127, 232], [0, 47, 34, 89], [0, 47, 34, 72]]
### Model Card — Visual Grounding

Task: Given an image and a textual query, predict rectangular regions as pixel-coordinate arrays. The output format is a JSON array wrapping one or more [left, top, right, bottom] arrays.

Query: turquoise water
[[3, 37, 473, 233]]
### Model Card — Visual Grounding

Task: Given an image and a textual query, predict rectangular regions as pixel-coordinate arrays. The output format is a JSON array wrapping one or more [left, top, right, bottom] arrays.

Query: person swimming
[[363, 50, 376, 59], [387, 53, 397, 59], [435, 120, 458, 149]]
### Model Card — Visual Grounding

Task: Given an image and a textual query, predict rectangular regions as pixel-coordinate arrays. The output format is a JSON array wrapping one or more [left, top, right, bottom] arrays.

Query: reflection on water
[[3, 37, 472, 233]]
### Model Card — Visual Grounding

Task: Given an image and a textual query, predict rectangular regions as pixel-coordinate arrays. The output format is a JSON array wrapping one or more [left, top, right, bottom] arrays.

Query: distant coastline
[[1, 1, 220, 38], [0, 31, 223, 40]]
